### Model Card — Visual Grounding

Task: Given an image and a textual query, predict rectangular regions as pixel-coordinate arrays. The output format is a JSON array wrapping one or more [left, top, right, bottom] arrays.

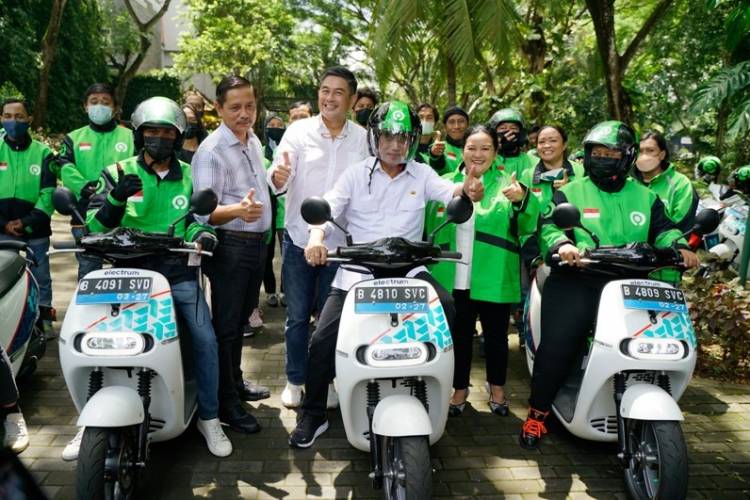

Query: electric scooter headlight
[[81, 332, 145, 356], [365, 342, 428, 367], [626, 338, 685, 361]]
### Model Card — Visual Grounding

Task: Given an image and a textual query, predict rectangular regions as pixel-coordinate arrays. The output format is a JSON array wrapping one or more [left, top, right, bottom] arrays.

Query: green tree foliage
[[122, 72, 182, 121]]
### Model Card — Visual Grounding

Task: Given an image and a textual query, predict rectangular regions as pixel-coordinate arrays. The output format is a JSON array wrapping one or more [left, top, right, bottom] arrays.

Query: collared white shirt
[[318, 156, 458, 290], [192, 122, 271, 232], [266, 115, 368, 250], [454, 209, 476, 290]]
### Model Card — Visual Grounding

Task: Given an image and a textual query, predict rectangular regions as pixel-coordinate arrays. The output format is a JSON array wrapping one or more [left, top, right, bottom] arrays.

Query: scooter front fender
[[77, 386, 144, 427], [372, 394, 432, 437], [620, 384, 683, 421]]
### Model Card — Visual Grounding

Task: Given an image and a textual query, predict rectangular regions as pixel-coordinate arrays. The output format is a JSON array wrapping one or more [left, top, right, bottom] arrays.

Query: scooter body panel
[[620, 384, 683, 421], [0, 270, 38, 376], [336, 277, 453, 452], [372, 394, 433, 437], [77, 386, 145, 427]]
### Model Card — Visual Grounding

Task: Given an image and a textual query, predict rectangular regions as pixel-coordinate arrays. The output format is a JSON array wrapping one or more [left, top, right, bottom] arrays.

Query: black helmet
[[582, 121, 637, 192], [695, 155, 722, 183], [367, 101, 421, 164], [729, 165, 750, 195]]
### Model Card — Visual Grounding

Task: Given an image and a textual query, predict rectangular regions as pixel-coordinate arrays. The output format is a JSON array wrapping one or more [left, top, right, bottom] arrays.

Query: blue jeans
[[0, 235, 51, 307], [171, 280, 219, 420], [71, 227, 102, 281], [281, 231, 338, 385]]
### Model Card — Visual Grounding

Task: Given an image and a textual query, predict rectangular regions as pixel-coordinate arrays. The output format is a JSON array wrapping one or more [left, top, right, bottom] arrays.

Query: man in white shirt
[[288, 101, 484, 448], [267, 67, 368, 408]]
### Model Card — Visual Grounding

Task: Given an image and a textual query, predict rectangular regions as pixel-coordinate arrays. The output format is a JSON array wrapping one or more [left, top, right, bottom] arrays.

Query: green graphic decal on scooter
[[95, 295, 177, 341], [375, 301, 452, 351], [634, 312, 696, 348]]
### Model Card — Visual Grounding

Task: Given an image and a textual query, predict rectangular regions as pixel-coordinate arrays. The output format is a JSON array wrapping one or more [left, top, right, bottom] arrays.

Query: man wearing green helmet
[[518, 120, 699, 451], [288, 101, 485, 448], [489, 108, 537, 178], [65, 97, 233, 459], [729, 165, 750, 196]]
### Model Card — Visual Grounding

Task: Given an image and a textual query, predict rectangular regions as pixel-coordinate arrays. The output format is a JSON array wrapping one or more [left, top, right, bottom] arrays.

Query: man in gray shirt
[[192, 75, 271, 434]]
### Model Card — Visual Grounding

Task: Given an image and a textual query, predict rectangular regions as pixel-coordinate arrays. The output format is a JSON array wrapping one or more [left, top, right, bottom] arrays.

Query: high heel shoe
[[488, 398, 510, 416], [448, 388, 470, 417]]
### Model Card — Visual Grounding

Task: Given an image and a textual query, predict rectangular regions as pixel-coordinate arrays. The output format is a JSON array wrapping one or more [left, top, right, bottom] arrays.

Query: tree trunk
[[446, 55, 457, 107], [32, 0, 68, 129]]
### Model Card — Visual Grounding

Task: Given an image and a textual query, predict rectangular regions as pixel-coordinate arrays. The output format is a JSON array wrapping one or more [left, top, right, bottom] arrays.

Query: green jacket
[[263, 157, 285, 234], [428, 139, 463, 175], [632, 164, 698, 233], [521, 159, 585, 218], [60, 121, 134, 200], [0, 134, 57, 239], [540, 177, 687, 260], [492, 151, 537, 179], [424, 166, 539, 303]]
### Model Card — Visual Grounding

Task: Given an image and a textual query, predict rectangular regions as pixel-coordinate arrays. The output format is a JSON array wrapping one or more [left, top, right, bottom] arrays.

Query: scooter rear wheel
[[380, 435, 432, 500], [622, 419, 688, 500], [76, 426, 138, 500]]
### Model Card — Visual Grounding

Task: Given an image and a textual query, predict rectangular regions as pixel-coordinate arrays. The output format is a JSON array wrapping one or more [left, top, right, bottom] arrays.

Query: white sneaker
[[326, 382, 339, 409], [197, 418, 232, 457], [249, 308, 263, 329], [281, 382, 304, 408], [62, 427, 84, 461], [3, 413, 29, 454]]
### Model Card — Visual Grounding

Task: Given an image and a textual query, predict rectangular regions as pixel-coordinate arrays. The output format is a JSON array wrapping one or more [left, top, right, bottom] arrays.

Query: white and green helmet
[[367, 101, 421, 162]]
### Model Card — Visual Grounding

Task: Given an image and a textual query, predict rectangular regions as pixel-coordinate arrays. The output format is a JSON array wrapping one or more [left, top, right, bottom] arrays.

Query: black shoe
[[219, 404, 261, 434], [289, 413, 328, 448], [236, 380, 271, 401], [489, 399, 510, 417], [448, 388, 470, 417]]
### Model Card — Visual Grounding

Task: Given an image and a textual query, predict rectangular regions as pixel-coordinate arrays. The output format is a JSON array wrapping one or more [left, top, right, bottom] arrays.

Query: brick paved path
[[13, 218, 750, 499]]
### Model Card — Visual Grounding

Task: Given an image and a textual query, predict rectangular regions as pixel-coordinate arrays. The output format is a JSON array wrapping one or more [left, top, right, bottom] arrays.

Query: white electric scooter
[[300, 196, 471, 500], [50, 187, 217, 500], [525, 203, 719, 500]]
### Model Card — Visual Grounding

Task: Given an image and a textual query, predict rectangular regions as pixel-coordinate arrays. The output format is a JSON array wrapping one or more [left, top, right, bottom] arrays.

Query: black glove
[[80, 180, 99, 201], [111, 174, 142, 202], [195, 232, 218, 252]]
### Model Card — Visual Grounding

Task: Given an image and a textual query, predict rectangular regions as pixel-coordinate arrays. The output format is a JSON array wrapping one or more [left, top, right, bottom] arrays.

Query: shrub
[[122, 72, 182, 121]]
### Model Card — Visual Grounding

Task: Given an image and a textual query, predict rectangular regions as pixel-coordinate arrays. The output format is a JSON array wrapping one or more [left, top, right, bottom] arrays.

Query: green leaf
[[727, 92, 750, 139], [690, 60, 750, 114]]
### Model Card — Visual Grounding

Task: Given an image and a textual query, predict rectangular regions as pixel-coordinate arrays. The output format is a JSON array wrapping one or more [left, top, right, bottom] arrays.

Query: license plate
[[76, 277, 153, 304], [354, 286, 429, 314], [621, 284, 686, 313]]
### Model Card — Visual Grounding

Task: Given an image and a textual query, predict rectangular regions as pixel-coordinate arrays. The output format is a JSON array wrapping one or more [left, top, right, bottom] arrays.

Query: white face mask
[[636, 154, 661, 173], [420, 120, 435, 135]]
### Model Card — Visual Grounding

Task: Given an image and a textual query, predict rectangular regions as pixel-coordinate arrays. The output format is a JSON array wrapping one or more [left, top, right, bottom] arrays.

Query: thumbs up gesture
[[430, 130, 445, 157], [237, 188, 264, 222], [272, 151, 292, 189], [501, 171, 525, 202], [553, 169, 569, 189], [462, 164, 484, 201]]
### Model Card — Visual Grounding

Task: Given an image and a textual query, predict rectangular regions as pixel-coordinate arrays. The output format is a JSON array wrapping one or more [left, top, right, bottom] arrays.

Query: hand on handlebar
[[678, 249, 699, 268], [194, 231, 218, 253], [558, 243, 584, 267], [305, 243, 328, 266]]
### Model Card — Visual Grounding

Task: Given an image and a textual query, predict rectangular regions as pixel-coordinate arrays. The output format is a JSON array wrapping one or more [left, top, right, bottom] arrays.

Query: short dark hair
[[319, 66, 357, 96], [463, 124, 498, 152], [354, 87, 378, 107], [529, 125, 541, 134], [416, 103, 439, 122], [216, 75, 255, 105], [538, 124, 568, 144], [1, 98, 30, 115], [641, 131, 670, 167], [289, 100, 313, 114], [84, 83, 116, 105]]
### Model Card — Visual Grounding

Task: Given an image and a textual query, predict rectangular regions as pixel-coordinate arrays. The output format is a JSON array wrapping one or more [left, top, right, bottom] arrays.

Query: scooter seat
[[0, 250, 26, 299], [534, 264, 550, 295]]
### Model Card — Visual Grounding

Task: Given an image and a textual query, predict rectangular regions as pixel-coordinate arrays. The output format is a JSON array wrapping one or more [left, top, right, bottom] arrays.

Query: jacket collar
[[136, 151, 183, 181], [532, 157, 575, 184], [3, 133, 32, 152], [89, 119, 118, 133]]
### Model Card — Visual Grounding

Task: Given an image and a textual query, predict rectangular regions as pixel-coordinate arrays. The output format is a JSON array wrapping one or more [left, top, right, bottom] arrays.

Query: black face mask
[[588, 156, 627, 192], [184, 124, 199, 139], [144, 136, 176, 162], [356, 108, 373, 126], [266, 127, 285, 143], [498, 130, 527, 156]]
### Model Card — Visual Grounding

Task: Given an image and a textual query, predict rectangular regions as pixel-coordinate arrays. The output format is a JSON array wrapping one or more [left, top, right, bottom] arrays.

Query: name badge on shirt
[[130, 190, 144, 203], [583, 208, 600, 219], [531, 187, 542, 197], [436, 206, 445, 218], [79, 142, 93, 151], [0, 162, 7, 171], [446, 152, 457, 161]]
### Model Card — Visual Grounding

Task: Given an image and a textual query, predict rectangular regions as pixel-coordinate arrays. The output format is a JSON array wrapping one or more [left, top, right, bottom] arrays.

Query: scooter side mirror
[[691, 208, 721, 236], [446, 196, 473, 224], [552, 203, 582, 229], [52, 187, 77, 216], [301, 197, 332, 225], [190, 189, 218, 216]]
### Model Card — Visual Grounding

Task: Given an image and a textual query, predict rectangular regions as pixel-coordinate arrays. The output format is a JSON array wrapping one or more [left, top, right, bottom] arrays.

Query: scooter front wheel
[[76, 426, 139, 500], [622, 419, 688, 500], [380, 435, 432, 500]]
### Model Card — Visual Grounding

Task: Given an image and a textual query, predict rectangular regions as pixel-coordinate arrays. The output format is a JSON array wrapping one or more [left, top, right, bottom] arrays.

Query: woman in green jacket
[[425, 125, 539, 417]]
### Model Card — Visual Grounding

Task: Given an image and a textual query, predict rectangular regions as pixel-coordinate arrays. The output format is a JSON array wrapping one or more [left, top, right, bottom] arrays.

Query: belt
[[217, 229, 267, 240]]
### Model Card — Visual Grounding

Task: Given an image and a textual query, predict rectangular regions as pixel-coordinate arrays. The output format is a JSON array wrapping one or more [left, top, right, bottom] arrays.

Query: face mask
[[266, 127, 284, 143], [420, 120, 435, 135], [87, 104, 113, 125], [144, 136, 176, 162], [499, 132, 522, 155], [1, 120, 30, 140], [184, 124, 199, 139], [588, 156, 627, 192], [540, 168, 564, 182], [356, 108, 373, 127], [636, 154, 661, 173]]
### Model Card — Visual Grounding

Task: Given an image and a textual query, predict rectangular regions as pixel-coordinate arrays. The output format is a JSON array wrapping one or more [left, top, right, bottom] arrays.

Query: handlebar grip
[[440, 251, 462, 259], [51, 240, 78, 250], [551, 254, 561, 262]]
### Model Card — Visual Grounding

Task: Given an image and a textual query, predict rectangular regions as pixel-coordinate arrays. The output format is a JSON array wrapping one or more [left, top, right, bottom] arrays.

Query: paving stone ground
[[13, 217, 750, 499]]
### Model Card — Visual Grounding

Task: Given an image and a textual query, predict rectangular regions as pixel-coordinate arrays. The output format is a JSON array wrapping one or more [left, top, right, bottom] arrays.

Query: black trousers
[[203, 230, 267, 407], [452, 290, 511, 389], [301, 272, 456, 418], [529, 271, 608, 411]]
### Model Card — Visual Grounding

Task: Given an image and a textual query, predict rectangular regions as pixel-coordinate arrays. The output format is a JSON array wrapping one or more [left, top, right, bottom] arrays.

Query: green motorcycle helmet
[[488, 108, 527, 151], [131, 96, 187, 151], [695, 155, 722, 183], [367, 101, 421, 164], [729, 165, 750, 194], [582, 120, 637, 192]]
